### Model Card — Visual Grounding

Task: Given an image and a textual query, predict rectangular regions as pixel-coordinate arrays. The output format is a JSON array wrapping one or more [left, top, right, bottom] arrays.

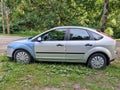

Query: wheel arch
[[12, 48, 34, 61], [87, 52, 110, 66]]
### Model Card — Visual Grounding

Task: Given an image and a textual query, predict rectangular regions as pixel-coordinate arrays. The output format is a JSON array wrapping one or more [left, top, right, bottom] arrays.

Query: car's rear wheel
[[88, 53, 107, 69], [14, 50, 31, 64]]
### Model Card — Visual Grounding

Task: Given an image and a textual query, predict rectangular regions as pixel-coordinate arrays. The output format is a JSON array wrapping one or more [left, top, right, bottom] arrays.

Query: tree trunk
[[102, 0, 109, 32], [5, 7, 10, 34], [1, 0, 5, 34]]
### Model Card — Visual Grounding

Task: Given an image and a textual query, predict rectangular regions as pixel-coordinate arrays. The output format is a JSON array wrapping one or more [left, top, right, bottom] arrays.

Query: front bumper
[[6, 48, 14, 57]]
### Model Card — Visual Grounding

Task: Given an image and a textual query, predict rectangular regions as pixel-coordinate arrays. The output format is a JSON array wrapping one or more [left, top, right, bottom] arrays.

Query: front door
[[35, 28, 67, 61]]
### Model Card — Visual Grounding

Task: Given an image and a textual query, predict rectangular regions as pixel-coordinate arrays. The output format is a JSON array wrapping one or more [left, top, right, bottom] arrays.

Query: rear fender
[[85, 47, 111, 62]]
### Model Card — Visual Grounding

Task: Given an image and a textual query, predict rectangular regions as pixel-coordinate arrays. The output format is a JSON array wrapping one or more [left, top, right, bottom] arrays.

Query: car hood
[[15, 37, 32, 41], [8, 37, 31, 46], [14, 38, 30, 42]]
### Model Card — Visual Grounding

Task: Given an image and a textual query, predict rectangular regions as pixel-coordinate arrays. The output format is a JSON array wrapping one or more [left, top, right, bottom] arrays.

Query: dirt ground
[[0, 35, 120, 59], [0, 35, 23, 55]]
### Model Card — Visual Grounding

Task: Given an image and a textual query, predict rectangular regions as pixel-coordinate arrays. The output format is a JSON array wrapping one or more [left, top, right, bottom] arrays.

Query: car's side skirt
[[35, 52, 86, 63]]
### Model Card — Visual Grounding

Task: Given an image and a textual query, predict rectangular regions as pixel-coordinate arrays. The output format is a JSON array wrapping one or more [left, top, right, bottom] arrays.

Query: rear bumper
[[110, 50, 117, 62]]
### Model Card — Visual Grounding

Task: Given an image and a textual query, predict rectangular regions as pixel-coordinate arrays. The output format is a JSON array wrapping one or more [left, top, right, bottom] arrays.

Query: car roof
[[52, 26, 96, 32], [51, 26, 105, 36]]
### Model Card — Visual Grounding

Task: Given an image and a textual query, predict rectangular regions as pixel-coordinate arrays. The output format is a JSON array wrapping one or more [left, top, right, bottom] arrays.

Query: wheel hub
[[91, 56, 104, 69]]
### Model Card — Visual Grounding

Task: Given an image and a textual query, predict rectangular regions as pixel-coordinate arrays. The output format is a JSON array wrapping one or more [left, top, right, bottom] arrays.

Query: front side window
[[69, 29, 90, 40], [41, 29, 66, 41]]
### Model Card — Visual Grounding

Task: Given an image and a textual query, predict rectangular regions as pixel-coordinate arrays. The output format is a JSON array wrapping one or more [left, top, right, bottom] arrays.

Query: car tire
[[87, 53, 107, 69], [14, 50, 32, 64]]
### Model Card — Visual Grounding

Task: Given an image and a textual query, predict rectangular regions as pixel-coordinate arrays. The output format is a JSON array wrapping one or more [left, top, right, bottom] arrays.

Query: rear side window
[[91, 32, 103, 40], [69, 29, 90, 40]]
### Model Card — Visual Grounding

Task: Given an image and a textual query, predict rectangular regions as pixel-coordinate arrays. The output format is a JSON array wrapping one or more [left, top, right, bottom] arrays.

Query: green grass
[[0, 55, 120, 90]]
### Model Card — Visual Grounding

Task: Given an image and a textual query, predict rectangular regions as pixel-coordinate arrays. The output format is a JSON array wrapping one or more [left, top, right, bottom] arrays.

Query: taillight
[[96, 30, 115, 40]]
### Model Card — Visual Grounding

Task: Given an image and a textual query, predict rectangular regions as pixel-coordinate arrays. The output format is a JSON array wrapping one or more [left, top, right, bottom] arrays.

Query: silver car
[[7, 26, 116, 69]]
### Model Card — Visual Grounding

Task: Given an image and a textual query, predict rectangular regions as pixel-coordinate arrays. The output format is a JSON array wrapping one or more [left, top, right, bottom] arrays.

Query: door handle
[[56, 44, 64, 47], [85, 43, 93, 46]]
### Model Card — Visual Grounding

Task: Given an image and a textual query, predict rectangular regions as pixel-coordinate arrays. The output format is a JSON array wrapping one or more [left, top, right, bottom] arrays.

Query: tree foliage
[[0, 0, 120, 38], [104, 27, 114, 36]]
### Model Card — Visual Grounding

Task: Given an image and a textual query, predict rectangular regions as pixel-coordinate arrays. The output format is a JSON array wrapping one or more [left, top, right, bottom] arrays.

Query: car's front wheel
[[14, 50, 31, 64], [88, 53, 107, 69]]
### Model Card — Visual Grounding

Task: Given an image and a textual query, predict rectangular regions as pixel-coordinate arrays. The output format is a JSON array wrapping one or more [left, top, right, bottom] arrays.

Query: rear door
[[66, 28, 96, 62]]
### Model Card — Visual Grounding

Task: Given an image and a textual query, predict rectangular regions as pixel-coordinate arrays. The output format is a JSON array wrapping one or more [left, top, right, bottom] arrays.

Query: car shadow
[[35, 61, 87, 67]]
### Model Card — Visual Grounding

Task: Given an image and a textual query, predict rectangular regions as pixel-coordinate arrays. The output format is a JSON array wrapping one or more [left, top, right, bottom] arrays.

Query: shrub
[[104, 27, 114, 36]]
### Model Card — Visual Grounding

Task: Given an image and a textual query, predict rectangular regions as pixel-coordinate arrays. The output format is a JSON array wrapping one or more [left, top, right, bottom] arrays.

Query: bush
[[104, 27, 114, 36], [17, 30, 41, 36]]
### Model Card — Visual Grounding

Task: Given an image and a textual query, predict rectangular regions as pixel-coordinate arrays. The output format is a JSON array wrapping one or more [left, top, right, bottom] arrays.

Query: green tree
[[1, 0, 119, 38]]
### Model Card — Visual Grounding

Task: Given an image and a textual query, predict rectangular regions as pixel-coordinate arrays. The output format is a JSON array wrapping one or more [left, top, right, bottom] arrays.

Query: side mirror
[[37, 37, 42, 42]]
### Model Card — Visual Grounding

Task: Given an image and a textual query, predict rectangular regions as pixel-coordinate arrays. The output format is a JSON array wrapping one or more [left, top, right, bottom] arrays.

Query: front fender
[[7, 43, 35, 59]]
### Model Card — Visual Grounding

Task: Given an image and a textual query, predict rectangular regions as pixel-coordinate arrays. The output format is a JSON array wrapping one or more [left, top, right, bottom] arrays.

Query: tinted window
[[91, 32, 103, 40], [69, 29, 90, 40], [41, 29, 66, 41]]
